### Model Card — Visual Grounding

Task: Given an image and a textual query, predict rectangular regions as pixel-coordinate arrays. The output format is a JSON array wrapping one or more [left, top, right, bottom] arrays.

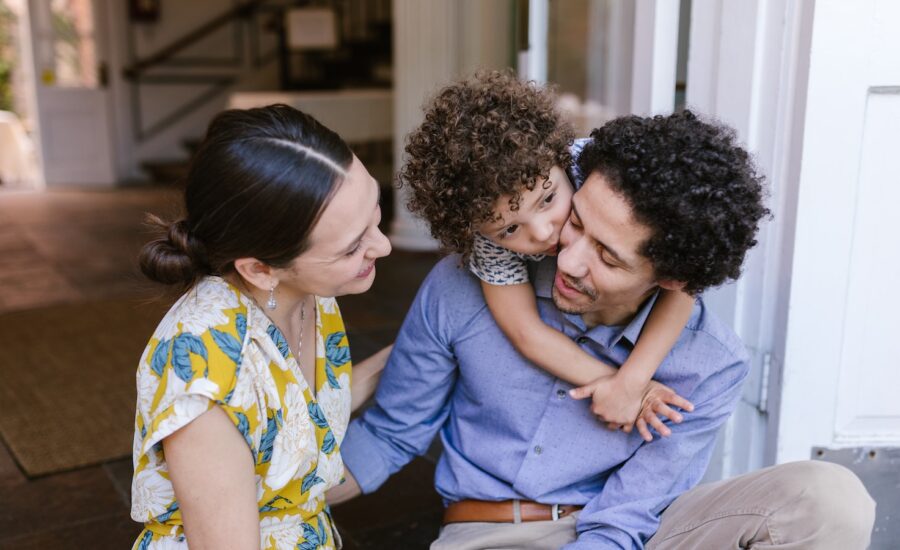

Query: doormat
[[0, 298, 171, 476]]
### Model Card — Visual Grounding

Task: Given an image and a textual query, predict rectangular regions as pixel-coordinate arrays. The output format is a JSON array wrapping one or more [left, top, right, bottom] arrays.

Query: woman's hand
[[350, 344, 393, 412]]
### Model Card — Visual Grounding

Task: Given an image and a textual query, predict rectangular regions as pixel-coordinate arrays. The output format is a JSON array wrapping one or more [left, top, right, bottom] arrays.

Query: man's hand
[[570, 376, 694, 442]]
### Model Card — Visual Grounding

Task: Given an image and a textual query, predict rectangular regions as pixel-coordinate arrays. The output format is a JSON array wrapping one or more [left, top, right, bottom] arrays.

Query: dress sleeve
[[134, 310, 259, 463], [468, 233, 531, 286]]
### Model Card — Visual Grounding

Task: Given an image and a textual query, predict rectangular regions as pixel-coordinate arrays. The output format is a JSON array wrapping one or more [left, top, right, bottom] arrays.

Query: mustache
[[560, 273, 597, 300]]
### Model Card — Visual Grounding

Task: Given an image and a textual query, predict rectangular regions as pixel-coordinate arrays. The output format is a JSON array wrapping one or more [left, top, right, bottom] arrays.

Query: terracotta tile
[[0, 466, 127, 538], [0, 442, 25, 489], [0, 231, 34, 255], [0, 266, 82, 313], [0, 510, 141, 549]]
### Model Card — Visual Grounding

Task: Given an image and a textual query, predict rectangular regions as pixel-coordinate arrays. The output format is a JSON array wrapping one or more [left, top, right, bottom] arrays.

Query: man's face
[[553, 171, 660, 326]]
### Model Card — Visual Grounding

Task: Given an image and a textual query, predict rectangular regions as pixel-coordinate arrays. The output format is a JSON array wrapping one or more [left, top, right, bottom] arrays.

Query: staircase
[[127, 0, 394, 193]]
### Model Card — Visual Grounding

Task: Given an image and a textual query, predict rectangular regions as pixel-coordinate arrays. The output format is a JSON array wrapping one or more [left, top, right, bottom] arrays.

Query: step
[[141, 159, 190, 185]]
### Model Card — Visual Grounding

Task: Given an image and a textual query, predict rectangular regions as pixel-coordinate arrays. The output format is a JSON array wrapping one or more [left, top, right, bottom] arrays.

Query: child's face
[[478, 166, 574, 256]]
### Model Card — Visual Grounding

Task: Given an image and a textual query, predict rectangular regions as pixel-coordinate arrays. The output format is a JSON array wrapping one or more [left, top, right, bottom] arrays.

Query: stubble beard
[[551, 279, 599, 315]]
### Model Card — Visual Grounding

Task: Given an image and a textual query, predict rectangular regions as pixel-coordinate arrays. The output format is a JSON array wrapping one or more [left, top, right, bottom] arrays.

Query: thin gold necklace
[[236, 278, 308, 355]]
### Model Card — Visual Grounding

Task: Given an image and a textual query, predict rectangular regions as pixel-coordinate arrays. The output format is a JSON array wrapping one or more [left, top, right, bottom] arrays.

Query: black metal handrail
[[122, 0, 269, 79], [122, 0, 282, 142]]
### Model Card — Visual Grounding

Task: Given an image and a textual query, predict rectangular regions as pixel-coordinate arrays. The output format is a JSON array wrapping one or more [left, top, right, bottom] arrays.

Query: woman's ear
[[233, 258, 276, 291]]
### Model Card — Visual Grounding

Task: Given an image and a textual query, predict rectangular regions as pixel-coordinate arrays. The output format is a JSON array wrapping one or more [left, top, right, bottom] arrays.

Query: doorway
[[26, 0, 117, 186]]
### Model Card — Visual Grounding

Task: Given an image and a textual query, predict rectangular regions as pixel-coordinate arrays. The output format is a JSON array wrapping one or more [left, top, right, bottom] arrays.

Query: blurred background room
[[0, 0, 896, 548]]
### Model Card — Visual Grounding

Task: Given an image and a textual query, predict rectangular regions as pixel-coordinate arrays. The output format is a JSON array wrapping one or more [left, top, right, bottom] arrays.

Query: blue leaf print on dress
[[210, 328, 242, 364], [258, 409, 283, 463], [307, 402, 328, 429], [258, 494, 293, 512], [299, 522, 322, 549], [266, 324, 291, 359], [150, 338, 171, 377], [301, 466, 324, 494], [157, 501, 180, 523], [325, 332, 350, 367], [171, 333, 208, 382], [324, 363, 340, 390], [136, 531, 153, 550], [235, 312, 247, 343], [233, 411, 254, 452], [321, 430, 336, 454], [317, 517, 329, 546]]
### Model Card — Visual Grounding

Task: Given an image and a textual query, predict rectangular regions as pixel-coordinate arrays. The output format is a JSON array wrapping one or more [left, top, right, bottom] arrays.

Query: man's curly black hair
[[578, 110, 770, 295], [399, 70, 574, 258]]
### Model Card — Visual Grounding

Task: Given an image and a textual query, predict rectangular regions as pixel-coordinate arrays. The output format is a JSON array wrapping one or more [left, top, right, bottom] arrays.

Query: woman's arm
[[164, 405, 260, 550], [350, 344, 393, 412], [326, 470, 362, 506]]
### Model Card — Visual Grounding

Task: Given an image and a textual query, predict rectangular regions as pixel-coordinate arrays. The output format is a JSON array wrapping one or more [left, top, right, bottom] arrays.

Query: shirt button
[[534, 445, 543, 455], [556, 389, 566, 399]]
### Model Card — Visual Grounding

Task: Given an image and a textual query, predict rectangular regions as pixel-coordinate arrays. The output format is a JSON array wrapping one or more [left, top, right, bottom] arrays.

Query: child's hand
[[570, 377, 694, 442], [569, 374, 645, 427], [631, 381, 694, 442]]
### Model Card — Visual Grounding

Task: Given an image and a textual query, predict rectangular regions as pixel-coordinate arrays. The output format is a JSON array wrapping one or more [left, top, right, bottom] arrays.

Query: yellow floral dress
[[131, 276, 352, 550]]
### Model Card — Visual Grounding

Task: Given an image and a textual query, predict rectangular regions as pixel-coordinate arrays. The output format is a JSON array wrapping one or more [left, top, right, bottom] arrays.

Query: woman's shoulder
[[139, 277, 251, 401]]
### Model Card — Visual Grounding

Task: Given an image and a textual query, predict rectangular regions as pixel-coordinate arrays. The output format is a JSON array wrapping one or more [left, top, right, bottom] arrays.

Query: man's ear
[[233, 258, 276, 291], [658, 279, 687, 292]]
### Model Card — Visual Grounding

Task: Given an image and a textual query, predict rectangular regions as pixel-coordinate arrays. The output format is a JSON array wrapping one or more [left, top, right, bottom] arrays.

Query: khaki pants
[[431, 461, 876, 550]]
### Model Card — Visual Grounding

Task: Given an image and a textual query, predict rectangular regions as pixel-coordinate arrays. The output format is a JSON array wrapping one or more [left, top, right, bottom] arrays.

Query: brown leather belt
[[443, 499, 583, 525]]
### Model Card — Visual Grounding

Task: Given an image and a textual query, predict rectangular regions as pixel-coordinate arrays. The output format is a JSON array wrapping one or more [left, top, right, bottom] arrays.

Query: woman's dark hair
[[139, 104, 353, 289], [399, 70, 574, 259], [577, 110, 770, 295]]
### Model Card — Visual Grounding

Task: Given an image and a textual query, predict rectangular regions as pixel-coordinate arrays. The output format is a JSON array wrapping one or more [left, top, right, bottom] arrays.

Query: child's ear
[[658, 279, 687, 292]]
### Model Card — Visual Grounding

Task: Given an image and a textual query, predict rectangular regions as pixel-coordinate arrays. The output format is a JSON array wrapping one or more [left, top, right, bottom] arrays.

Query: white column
[[389, 0, 459, 251], [390, 0, 515, 251], [523, 0, 548, 83], [630, 0, 681, 115]]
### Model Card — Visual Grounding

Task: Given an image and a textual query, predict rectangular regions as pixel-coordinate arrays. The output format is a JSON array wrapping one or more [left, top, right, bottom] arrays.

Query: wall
[[105, 0, 281, 182]]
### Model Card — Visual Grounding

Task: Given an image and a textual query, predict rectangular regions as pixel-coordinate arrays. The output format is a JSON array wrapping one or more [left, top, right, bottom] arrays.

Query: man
[[334, 109, 875, 549]]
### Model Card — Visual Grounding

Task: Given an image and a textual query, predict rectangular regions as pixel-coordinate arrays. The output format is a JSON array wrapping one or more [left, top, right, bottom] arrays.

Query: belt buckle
[[551, 503, 560, 521]]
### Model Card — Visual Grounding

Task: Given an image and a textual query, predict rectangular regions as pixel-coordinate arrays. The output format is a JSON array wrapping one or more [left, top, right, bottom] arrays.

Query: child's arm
[[569, 289, 696, 439], [483, 280, 617, 385], [482, 281, 692, 435]]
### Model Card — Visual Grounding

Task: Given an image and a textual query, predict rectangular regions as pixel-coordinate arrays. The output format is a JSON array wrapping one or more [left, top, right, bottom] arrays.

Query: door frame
[[26, 0, 118, 186]]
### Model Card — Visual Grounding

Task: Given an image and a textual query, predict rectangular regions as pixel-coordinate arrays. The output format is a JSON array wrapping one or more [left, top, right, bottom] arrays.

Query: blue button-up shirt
[[342, 256, 749, 549]]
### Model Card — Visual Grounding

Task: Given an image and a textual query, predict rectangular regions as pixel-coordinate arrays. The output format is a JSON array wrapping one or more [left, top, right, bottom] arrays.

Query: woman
[[131, 104, 392, 549]]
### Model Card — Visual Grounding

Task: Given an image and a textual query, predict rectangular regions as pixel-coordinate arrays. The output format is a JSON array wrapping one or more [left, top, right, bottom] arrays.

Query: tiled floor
[[0, 186, 443, 549]]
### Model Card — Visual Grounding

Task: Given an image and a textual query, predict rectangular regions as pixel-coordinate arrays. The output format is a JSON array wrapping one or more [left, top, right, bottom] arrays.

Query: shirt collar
[[532, 258, 660, 349]]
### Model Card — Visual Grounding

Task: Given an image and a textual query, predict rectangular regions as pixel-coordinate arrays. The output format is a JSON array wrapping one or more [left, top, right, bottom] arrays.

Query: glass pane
[[49, 0, 97, 88], [546, 0, 635, 133]]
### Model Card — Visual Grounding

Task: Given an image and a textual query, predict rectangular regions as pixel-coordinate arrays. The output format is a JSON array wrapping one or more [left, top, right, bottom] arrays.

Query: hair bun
[[139, 216, 207, 287]]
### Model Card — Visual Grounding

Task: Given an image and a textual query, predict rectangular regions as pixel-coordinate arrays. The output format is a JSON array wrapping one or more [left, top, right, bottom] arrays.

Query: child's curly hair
[[399, 70, 574, 258]]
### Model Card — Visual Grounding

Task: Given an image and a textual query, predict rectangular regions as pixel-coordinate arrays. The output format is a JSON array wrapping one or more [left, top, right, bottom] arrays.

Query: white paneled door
[[777, 0, 900, 460], [29, 0, 116, 186]]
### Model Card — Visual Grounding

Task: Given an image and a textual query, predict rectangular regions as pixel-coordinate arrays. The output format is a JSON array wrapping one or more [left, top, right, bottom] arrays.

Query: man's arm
[[563, 354, 749, 550], [339, 259, 469, 494]]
